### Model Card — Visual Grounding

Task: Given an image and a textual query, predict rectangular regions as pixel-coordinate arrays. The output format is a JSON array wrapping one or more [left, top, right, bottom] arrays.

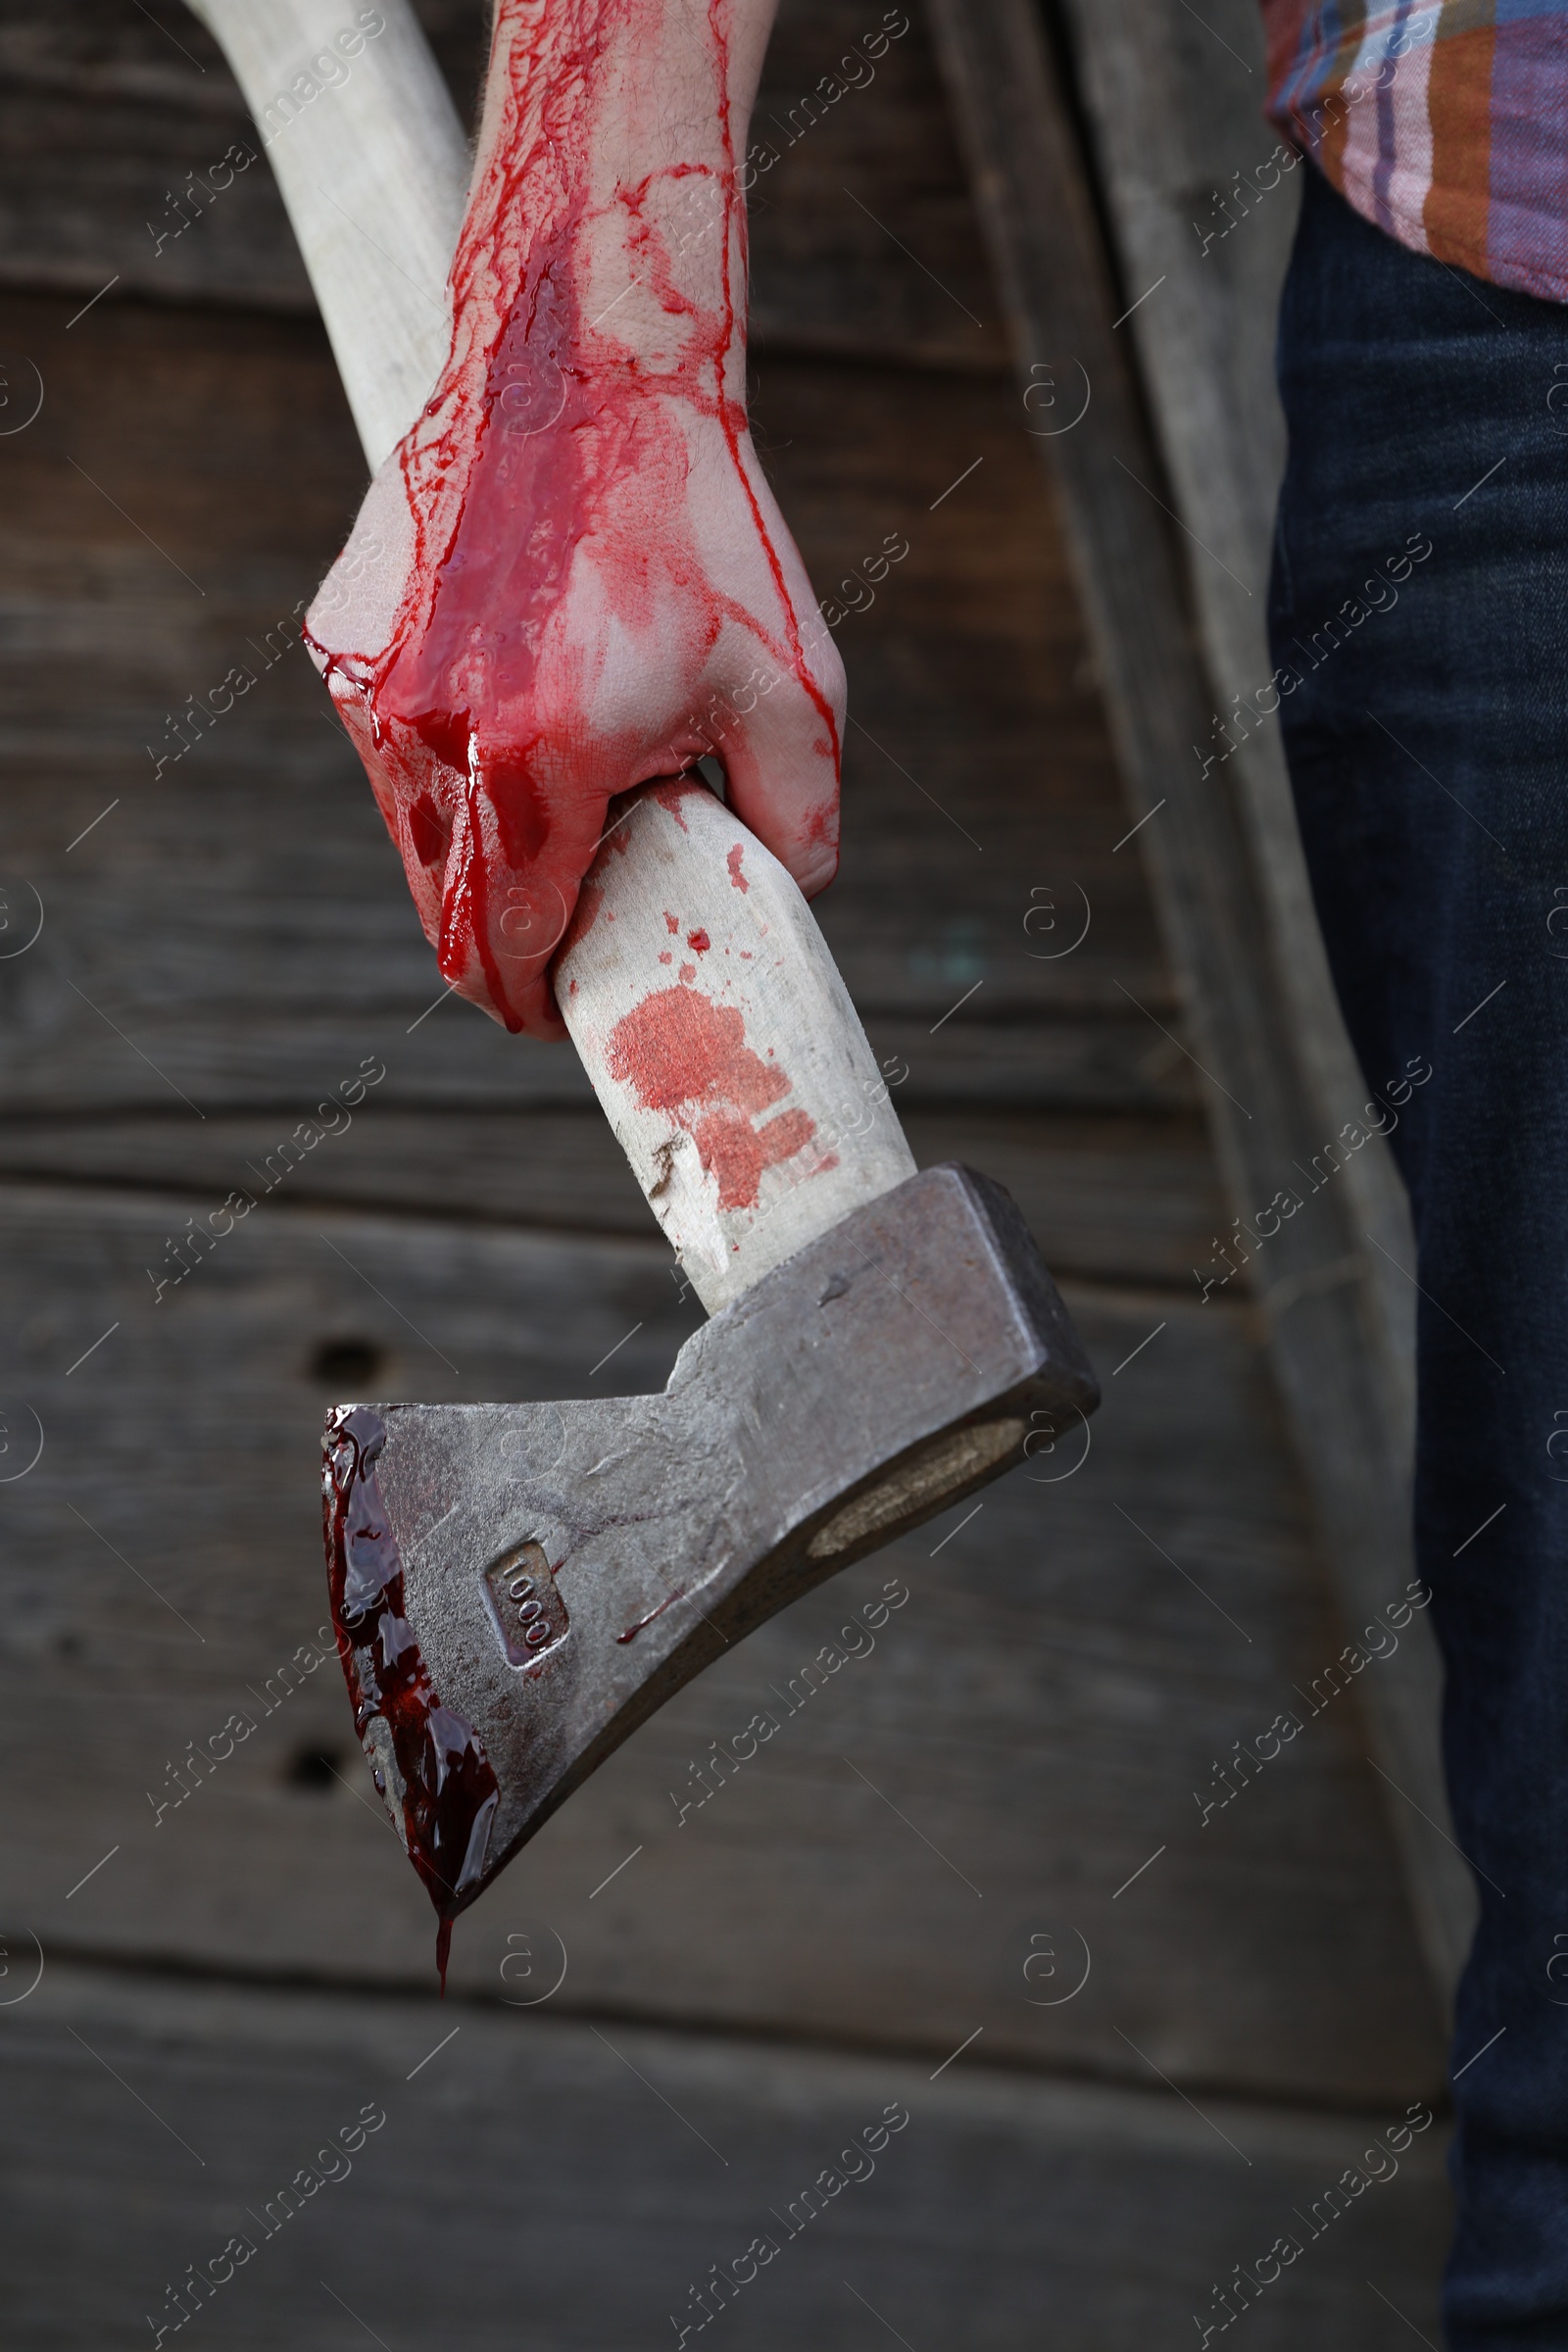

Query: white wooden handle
[[184, 0, 469, 472], [193, 0, 917, 1308], [558, 785, 913, 1310]]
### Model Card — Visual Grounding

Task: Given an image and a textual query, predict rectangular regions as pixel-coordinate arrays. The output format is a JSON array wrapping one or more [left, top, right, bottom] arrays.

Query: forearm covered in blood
[[304, 0, 842, 1038]]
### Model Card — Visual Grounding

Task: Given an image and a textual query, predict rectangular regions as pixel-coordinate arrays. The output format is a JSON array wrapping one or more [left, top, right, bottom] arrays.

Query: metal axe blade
[[323, 1166, 1098, 1946]]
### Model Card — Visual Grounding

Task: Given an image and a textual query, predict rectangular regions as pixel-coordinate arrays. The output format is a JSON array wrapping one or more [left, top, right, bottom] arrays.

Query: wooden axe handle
[[188, 0, 916, 1313], [555, 783, 914, 1309], [184, 1, 467, 473]]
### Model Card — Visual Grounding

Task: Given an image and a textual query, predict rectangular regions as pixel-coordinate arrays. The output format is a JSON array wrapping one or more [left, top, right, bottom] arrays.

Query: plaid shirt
[[1262, 1, 1568, 305]]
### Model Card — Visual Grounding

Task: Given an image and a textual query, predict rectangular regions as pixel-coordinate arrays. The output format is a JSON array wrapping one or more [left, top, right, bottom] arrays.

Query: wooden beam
[[923, 0, 1472, 1992], [3, 1959, 1448, 2346]]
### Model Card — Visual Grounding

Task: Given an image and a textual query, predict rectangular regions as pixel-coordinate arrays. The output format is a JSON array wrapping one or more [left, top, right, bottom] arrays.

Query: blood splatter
[[605, 983, 817, 1209], [609, 988, 787, 1112], [687, 927, 710, 953], [650, 780, 694, 832], [726, 842, 748, 892], [693, 1105, 815, 1209], [323, 1405, 499, 1989]]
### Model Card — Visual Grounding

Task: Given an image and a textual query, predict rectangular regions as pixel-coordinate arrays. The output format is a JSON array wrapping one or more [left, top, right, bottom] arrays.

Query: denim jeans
[[1270, 161, 1568, 2346]]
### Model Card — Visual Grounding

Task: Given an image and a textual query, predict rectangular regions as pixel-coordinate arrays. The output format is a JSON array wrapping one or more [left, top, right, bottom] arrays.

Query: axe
[[188, 0, 1099, 1970]]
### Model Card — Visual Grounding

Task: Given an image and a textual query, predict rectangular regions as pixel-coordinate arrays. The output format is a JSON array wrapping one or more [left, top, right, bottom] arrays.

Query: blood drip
[[303, 0, 840, 1038], [323, 1406, 499, 1989], [615, 1586, 685, 1643]]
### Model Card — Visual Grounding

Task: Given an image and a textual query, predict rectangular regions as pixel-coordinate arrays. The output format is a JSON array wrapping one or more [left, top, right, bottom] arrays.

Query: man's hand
[[305, 0, 844, 1038]]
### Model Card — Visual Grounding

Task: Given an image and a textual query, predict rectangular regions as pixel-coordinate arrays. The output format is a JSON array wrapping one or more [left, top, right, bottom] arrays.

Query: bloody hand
[[304, 0, 844, 1039]]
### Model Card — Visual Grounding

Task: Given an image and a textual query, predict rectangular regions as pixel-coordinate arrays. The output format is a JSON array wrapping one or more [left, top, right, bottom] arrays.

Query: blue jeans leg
[[1269, 161, 1568, 2347]]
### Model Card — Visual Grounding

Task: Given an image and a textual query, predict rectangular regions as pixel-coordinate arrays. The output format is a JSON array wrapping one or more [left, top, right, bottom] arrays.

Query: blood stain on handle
[[606, 983, 817, 1209]]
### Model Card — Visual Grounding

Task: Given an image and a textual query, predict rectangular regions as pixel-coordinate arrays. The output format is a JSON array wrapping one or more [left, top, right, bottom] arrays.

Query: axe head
[[322, 1166, 1098, 1960]]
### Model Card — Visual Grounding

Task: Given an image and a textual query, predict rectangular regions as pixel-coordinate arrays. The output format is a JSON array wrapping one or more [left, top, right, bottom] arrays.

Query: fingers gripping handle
[[193, 4, 913, 1307], [557, 787, 915, 1313]]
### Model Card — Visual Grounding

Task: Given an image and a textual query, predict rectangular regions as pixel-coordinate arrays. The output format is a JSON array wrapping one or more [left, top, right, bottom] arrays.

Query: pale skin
[[306, 0, 845, 1038]]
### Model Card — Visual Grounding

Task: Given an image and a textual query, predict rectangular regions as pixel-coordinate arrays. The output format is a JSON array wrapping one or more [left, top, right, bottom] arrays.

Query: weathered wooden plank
[[0, 1179, 1445, 2104], [0, 1107, 1223, 1287], [748, 0, 1012, 369], [0, 764, 1179, 1101], [0, 0, 486, 115], [0, 1961, 1447, 2351], [0, 287, 1179, 1121], [923, 0, 1472, 1994], [1054, 0, 1421, 1529], [0, 1025, 1197, 1144], [904, 1108, 1224, 1281], [868, 1016, 1200, 1111], [0, 0, 1006, 371]]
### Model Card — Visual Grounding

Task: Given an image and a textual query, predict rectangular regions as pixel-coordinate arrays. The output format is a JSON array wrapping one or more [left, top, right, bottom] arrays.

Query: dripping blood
[[323, 1405, 499, 1990]]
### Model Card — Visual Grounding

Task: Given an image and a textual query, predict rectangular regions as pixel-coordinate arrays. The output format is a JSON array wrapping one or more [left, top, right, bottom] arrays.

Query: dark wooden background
[[0, 3, 1451, 2344]]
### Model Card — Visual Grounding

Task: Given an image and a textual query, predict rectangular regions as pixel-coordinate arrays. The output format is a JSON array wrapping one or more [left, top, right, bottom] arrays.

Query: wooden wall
[[0, 3, 1452, 2343]]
